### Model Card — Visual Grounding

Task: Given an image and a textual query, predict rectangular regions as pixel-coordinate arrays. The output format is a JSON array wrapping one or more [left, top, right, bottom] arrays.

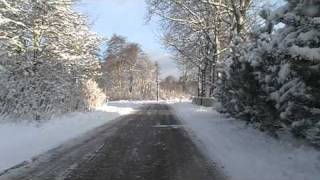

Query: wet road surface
[[0, 104, 224, 180]]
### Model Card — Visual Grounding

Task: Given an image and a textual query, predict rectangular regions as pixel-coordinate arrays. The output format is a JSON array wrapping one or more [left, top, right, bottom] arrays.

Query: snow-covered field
[[0, 101, 142, 173], [171, 102, 320, 180]]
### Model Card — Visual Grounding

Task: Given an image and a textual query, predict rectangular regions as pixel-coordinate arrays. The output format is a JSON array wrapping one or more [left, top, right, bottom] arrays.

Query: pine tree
[[217, 0, 320, 144]]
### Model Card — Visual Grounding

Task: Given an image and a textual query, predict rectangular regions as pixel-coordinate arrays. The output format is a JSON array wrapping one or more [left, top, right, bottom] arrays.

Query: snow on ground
[[171, 102, 320, 180], [0, 101, 142, 173]]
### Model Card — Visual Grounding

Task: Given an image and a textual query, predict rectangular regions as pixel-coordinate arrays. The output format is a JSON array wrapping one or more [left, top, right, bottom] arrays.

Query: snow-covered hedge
[[81, 79, 106, 109], [0, 0, 105, 120], [216, 0, 320, 146]]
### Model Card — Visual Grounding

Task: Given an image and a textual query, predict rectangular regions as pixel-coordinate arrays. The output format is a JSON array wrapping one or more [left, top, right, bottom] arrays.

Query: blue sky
[[75, 0, 284, 78], [75, 0, 179, 78]]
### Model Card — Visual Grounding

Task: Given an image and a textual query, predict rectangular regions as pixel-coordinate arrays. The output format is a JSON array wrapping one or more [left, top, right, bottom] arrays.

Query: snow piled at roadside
[[0, 101, 141, 173], [172, 102, 320, 180]]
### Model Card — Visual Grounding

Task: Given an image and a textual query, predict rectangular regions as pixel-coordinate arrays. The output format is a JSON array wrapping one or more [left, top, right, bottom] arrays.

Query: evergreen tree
[[217, 0, 320, 144]]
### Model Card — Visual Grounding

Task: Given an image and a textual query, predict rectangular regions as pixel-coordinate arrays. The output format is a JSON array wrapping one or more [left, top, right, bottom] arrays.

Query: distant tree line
[[160, 75, 197, 100], [99, 35, 158, 100], [99, 34, 197, 101]]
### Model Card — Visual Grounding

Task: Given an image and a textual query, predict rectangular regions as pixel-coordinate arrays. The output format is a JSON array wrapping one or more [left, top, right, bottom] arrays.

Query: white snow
[[297, 30, 320, 43], [278, 63, 290, 83], [289, 45, 320, 61], [171, 102, 320, 180], [0, 101, 141, 173], [311, 108, 320, 114]]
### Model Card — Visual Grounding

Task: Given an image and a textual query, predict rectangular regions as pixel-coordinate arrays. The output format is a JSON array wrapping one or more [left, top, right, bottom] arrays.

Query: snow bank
[[172, 102, 320, 180], [0, 101, 140, 173]]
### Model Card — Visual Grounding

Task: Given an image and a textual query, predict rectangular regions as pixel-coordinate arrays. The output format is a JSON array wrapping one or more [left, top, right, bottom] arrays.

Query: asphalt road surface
[[0, 104, 225, 180]]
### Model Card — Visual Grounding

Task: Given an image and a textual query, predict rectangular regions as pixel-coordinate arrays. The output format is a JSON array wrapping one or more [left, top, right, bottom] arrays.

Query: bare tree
[[101, 34, 157, 100], [146, 0, 257, 97]]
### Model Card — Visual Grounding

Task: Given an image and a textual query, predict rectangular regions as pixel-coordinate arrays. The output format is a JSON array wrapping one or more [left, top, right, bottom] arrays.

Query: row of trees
[[0, 0, 105, 120], [160, 75, 197, 99], [0, 0, 173, 120], [0, 0, 192, 120], [146, 0, 254, 97], [99, 35, 195, 101], [147, 0, 320, 146], [99, 35, 159, 100]]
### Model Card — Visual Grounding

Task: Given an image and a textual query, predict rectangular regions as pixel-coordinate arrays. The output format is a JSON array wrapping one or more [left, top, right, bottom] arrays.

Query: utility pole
[[155, 62, 160, 102]]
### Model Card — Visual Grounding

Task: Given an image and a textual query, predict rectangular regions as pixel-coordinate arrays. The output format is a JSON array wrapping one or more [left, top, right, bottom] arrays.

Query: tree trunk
[[197, 67, 201, 97]]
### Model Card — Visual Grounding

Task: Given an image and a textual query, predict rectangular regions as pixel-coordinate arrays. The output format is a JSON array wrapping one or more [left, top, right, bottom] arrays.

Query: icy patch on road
[[171, 102, 320, 180], [0, 101, 141, 173]]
